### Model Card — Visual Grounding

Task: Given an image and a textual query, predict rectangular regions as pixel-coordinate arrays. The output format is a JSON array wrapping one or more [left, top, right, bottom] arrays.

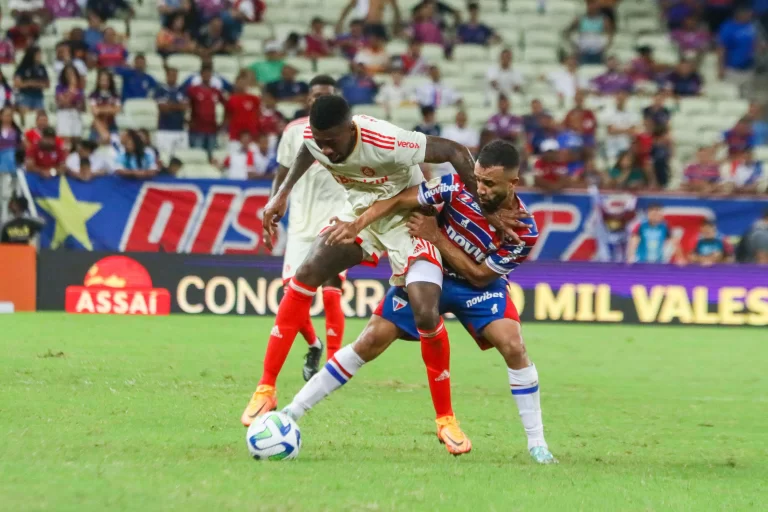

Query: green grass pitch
[[2, 313, 766, 511]]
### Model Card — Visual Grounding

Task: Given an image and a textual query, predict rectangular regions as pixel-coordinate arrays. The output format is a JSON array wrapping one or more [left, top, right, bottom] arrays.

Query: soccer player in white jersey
[[271, 75, 348, 381], [241, 96, 515, 448]]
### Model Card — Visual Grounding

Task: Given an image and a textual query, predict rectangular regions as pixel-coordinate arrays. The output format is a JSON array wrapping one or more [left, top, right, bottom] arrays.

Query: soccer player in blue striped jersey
[[283, 141, 557, 463]]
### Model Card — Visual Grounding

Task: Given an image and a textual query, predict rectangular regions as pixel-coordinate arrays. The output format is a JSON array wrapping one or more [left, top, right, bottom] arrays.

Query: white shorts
[[56, 109, 82, 138], [154, 131, 188, 155], [282, 234, 347, 283], [326, 204, 442, 286]]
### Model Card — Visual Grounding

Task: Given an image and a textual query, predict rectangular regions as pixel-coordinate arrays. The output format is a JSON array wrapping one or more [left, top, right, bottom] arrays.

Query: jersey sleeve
[[485, 216, 538, 275], [390, 124, 428, 167], [417, 173, 464, 206]]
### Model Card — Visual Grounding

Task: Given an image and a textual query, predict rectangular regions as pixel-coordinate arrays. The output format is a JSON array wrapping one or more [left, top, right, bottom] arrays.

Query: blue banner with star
[[26, 174, 768, 259]]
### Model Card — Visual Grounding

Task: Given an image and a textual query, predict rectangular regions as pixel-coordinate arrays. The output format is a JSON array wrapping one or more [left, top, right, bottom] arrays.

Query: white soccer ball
[[246, 412, 301, 461]]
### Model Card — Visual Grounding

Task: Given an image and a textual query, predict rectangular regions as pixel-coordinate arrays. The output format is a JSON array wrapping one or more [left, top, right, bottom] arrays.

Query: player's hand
[[324, 217, 359, 246], [487, 209, 530, 245], [262, 193, 288, 250], [406, 212, 439, 242]]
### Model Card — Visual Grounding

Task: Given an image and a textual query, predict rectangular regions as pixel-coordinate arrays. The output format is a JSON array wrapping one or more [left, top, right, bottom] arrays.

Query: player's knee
[[411, 303, 441, 332], [498, 335, 528, 367]]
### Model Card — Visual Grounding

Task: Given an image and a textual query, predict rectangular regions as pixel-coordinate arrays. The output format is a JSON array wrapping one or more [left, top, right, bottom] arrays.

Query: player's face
[[307, 85, 335, 108], [648, 208, 663, 224], [312, 121, 356, 163], [475, 164, 518, 213]]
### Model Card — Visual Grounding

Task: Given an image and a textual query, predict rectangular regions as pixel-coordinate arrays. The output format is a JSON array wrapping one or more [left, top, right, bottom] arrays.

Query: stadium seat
[[453, 45, 490, 62], [315, 57, 350, 76], [679, 98, 714, 116], [273, 23, 307, 42], [351, 104, 388, 119], [174, 148, 210, 165], [421, 44, 445, 62], [391, 107, 422, 128], [55, 17, 87, 35], [213, 56, 241, 77], [178, 163, 222, 179], [242, 24, 274, 41], [284, 57, 314, 74], [241, 40, 263, 57], [167, 55, 202, 73], [124, 99, 159, 118], [523, 47, 558, 64]]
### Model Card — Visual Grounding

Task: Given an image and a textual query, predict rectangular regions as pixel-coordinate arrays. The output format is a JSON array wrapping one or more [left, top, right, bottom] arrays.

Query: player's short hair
[[420, 105, 435, 117], [702, 219, 716, 227], [477, 140, 520, 174], [308, 74, 337, 89], [310, 95, 350, 131], [648, 202, 663, 210]]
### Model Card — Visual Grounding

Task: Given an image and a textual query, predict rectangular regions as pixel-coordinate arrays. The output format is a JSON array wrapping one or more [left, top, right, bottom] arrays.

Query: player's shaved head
[[310, 95, 356, 163], [474, 140, 521, 212]]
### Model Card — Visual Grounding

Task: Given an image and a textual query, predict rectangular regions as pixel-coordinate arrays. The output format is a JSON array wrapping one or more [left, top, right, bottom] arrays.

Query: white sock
[[284, 344, 365, 420], [308, 338, 322, 349], [508, 364, 547, 450]]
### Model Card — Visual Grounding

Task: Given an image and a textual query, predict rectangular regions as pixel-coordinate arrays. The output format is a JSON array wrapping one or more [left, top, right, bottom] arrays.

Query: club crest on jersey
[[425, 177, 442, 189], [362, 166, 376, 177], [392, 296, 408, 311]]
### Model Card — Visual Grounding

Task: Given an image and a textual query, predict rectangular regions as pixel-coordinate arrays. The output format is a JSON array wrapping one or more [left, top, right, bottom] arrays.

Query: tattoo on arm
[[424, 136, 477, 195], [277, 144, 315, 196]]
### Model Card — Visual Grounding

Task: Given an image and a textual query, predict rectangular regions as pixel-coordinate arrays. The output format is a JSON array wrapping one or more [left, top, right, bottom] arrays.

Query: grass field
[[2, 314, 766, 511]]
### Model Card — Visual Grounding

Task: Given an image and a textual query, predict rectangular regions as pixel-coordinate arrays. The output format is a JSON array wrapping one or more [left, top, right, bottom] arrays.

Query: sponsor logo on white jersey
[[465, 291, 505, 308]]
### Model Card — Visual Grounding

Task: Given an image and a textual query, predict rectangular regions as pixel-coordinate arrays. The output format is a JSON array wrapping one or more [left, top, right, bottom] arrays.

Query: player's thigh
[[372, 217, 442, 286], [294, 233, 364, 288], [480, 318, 528, 362], [282, 235, 313, 281], [446, 277, 518, 351], [352, 314, 404, 363]]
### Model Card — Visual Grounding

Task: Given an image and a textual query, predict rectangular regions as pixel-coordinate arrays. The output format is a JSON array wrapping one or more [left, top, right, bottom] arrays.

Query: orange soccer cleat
[[436, 416, 472, 456], [241, 385, 278, 427]]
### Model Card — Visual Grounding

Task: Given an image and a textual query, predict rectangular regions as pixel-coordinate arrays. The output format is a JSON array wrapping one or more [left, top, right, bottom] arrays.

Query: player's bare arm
[[262, 145, 315, 248], [424, 136, 477, 195], [407, 213, 501, 288], [269, 165, 289, 199]]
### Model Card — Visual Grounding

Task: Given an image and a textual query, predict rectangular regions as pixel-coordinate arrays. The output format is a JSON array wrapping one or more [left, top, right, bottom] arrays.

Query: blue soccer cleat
[[529, 446, 558, 464]]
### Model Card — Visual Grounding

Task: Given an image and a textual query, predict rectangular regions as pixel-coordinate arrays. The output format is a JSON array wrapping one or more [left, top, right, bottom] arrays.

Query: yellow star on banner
[[36, 177, 103, 250]]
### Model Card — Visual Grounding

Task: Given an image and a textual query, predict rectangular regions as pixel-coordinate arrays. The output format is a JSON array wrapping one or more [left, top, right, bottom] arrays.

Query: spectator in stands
[[395, 39, 428, 76], [412, 0, 460, 31], [671, 16, 711, 64], [338, 61, 379, 106], [266, 64, 309, 103], [485, 93, 524, 146], [627, 45, 665, 87], [159, 156, 183, 177], [283, 32, 303, 57], [545, 54, 587, 106], [83, 11, 106, 51], [355, 32, 390, 73], [337, 0, 402, 41], [248, 41, 285, 86], [182, 58, 233, 93], [55, 65, 85, 146], [718, 7, 759, 93], [187, 64, 224, 158], [156, 13, 197, 57], [602, 91, 641, 162], [86, 0, 134, 21], [114, 130, 159, 179], [564, 0, 614, 64], [25, 127, 66, 178], [747, 102, 768, 146], [0, 32, 16, 64], [92, 27, 128, 68], [410, 1, 445, 46], [627, 203, 680, 263], [24, 110, 60, 146], [642, 91, 672, 129], [533, 139, 570, 192], [198, 17, 239, 57], [721, 117, 755, 158], [529, 112, 560, 155], [564, 90, 597, 151], [154, 67, 189, 155], [65, 140, 112, 180], [689, 220, 730, 265], [665, 58, 702, 98], [523, 99, 551, 149], [376, 67, 414, 116], [46, 0, 80, 18], [608, 150, 650, 190], [590, 55, 633, 95], [682, 146, 722, 194], [738, 210, 768, 264], [0, 107, 22, 173], [663, 0, 697, 31], [304, 17, 333, 58], [88, 69, 121, 139], [138, 128, 161, 165], [0, 196, 43, 245], [0, 71, 12, 110], [66, 28, 90, 62], [486, 48, 523, 105], [704, 0, 736, 35], [442, 110, 479, 154], [221, 0, 265, 42], [226, 70, 262, 150], [14, 46, 48, 115], [413, 105, 441, 136], [115, 54, 158, 102], [457, 2, 498, 46], [220, 131, 272, 179], [416, 65, 461, 108], [195, 0, 227, 21], [721, 151, 764, 194], [258, 92, 286, 137], [53, 43, 87, 83], [7, 14, 39, 51], [158, 0, 192, 22], [558, 113, 587, 179], [335, 19, 366, 60], [651, 124, 673, 188]]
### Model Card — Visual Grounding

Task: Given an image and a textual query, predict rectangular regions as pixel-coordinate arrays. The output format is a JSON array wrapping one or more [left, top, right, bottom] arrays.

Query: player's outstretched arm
[[269, 165, 289, 199], [325, 187, 421, 245], [408, 213, 501, 288], [424, 136, 477, 196]]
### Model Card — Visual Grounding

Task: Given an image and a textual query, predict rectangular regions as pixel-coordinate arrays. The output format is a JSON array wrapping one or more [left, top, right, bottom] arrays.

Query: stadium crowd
[[0, 0, 767, 263]]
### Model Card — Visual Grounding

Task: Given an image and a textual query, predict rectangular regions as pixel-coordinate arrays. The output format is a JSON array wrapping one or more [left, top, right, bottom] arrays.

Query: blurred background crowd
[[0, 0, 767, 262]]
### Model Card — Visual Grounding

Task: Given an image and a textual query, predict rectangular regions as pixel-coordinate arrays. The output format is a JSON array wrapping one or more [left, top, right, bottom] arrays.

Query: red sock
[[322, 287, 345, 361], [284, 285, 318, 346], [259, 279, 317, 386], [419, 320, 453, 419]]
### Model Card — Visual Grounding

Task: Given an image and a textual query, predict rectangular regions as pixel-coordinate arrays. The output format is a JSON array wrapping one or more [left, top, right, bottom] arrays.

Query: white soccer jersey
[[277, 117, 346, 240], [302, 114, 428, 214]]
